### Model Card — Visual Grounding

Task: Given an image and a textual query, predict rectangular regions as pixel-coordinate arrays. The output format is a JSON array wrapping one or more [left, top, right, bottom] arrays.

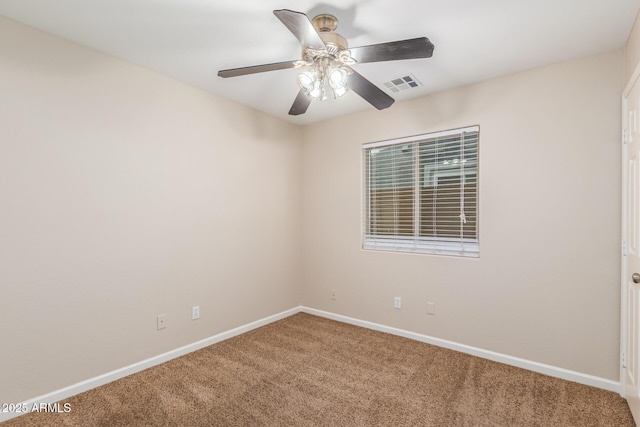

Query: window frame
[[362, 126, 480, 258]]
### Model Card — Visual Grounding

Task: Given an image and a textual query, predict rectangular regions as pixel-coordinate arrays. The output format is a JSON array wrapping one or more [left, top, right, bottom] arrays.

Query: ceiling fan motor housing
[[312, 14, 348, 55]]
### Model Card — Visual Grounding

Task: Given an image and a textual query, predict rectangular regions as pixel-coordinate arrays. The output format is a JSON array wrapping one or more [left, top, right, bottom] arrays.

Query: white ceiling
[[1, 0, 639, 125]]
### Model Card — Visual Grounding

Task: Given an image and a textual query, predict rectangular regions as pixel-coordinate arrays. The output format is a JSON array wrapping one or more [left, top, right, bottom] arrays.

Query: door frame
[[621, 63, 640, 400]]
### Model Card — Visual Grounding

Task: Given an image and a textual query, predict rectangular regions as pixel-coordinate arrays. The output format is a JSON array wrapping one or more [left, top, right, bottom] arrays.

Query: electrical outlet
[[331, 289, 337, 300], [192, 306, 200, 320], [157, 314, 167, 330], [394, 296, 402, 309], [427, 302, 436, 315]]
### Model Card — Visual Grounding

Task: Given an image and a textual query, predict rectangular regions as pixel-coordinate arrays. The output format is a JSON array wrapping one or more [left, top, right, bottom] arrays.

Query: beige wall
[[0, 16, 302, 403], [301, 51, 623, 380]]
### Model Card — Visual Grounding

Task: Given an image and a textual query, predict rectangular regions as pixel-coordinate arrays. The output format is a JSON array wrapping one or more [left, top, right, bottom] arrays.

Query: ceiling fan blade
[[347, 68, 395, 110], [288, 89, 312, 116], [218, 60, 299, 78], [349, 37, 434, 64], [273, 9, 327, 51]]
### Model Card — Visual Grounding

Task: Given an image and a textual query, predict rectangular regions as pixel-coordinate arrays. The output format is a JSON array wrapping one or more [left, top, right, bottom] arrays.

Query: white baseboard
[[300, 306, 621, 393], [0, 307, 300, 423], [2, 305, 621, 423]]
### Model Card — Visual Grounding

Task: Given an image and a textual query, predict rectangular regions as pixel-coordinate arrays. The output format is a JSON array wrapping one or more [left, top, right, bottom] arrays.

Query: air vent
[[383, 74, 422, 93]]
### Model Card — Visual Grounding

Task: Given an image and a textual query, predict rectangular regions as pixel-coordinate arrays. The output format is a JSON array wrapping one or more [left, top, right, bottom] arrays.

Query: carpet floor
[[3, 313, 635, 426]]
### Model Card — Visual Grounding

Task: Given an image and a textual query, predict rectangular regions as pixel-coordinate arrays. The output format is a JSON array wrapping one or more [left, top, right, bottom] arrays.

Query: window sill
[[363, 236, 479, 258]]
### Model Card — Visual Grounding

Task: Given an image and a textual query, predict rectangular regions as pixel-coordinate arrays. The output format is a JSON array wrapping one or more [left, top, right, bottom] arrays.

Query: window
[[362, 126, 479, 257]]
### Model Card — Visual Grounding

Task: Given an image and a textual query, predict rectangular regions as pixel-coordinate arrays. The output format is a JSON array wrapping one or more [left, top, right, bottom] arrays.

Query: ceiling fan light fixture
[[297, 61, 348, 101], [297, 68, 323, 100], [297, 70, 316, 91], [328, 66, 349, 99], [329, 67, 348, 85], [311, 79, 326, 100], [332, 85, 348, 99]]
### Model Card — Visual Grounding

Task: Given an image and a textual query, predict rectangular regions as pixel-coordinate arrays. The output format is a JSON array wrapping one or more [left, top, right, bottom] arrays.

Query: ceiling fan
[[218, 9, 434, 116]]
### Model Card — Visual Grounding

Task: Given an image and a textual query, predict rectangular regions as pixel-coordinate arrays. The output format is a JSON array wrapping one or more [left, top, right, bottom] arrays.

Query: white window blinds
[[362, 126, 479, 257]]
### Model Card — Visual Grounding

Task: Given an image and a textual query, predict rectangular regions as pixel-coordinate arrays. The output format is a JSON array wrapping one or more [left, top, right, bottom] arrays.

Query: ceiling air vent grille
[[383, 74, 422, 93]]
